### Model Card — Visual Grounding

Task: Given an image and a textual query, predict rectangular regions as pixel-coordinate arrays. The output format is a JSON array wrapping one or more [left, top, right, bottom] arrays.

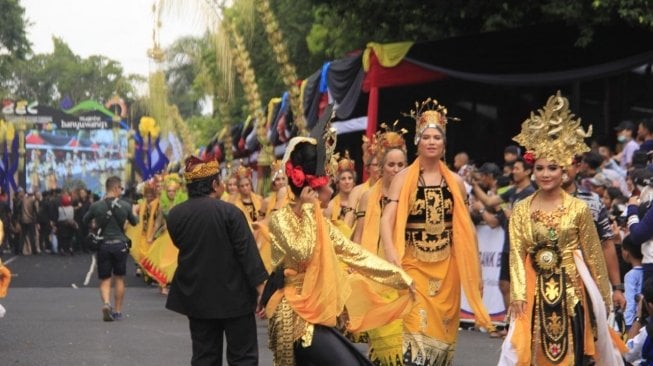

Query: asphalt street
[[0, 253, 504, 365]]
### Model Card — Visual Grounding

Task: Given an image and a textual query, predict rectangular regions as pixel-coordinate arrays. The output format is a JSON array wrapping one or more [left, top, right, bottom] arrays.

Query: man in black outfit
[[166, 156, 267, 366]]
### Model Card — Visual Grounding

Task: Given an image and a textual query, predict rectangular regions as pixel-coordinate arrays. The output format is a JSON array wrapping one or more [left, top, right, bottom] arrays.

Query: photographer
[[83, 176, 138, 322], [626, 169, 653, 284]]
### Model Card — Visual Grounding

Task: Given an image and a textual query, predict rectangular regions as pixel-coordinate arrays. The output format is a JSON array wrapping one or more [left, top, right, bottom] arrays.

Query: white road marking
[[83, 255, 96, 286]]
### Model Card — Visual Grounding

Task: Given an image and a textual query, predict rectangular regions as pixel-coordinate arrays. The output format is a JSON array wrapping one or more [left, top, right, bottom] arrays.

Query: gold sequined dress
[[507, 192, 611, 365], [267, 204, 412, 366]]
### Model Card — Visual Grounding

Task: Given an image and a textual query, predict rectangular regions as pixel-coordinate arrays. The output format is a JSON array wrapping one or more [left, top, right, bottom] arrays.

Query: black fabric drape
[[404, 22, 653, 86], [327, 55, 364, 120], [303, 69, 322, 131]]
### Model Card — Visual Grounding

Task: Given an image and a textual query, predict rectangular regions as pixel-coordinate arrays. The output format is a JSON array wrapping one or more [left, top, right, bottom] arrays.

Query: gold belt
[[405, 222, 453, 230]]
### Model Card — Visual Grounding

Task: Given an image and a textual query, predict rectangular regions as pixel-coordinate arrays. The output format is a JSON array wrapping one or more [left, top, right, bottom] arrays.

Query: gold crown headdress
[[236, 163, 253, 180], [362, 134, 377, 166], [404, 98, 456, 145], [271, 159, 284, 180], [375, 121, 408, 161], [336, 151, 356, 175], [512, 91, 592, 167], [184, 156, 220, 183]]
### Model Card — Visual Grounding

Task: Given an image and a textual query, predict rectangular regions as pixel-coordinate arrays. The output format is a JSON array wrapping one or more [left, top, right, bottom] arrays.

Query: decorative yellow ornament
[[139, 116, 160, 139]]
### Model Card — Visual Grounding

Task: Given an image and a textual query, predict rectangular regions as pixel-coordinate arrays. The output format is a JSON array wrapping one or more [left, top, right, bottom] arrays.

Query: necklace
[[531, 205, 566, 241]]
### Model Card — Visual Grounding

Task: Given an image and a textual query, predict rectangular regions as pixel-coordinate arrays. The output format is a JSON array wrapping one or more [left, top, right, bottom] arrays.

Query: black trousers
[[294, 325, 373, 366], [188, 313, 258, 366]]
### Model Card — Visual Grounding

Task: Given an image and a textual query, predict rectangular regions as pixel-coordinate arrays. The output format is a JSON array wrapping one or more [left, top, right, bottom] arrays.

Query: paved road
[[0, 253, 504, 365]]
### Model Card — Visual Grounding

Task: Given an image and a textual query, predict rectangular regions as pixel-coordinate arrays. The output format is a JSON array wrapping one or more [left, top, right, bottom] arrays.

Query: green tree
[[0, 0, 31, 76], [306, 0, 653, 58], [3, 37, 137, 106]]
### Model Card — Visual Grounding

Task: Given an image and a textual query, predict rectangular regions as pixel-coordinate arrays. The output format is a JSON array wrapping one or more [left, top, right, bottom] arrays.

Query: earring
[[562, 173, 569, 182]]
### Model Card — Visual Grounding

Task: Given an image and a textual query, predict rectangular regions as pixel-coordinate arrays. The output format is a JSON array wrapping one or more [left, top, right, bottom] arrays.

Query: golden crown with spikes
[[337, 151, 356, 174], [362, 133, 378, 165], [236, 163, 253, 180], [375, 121, 408, 160], [404, 98, 456, 145], [512, 90, 592, 167]]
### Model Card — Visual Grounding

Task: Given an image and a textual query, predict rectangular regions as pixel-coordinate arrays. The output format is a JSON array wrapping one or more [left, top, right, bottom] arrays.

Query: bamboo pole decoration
[[227, 21, 271, 166], [168, 105, 196, 156], [125, 130, 135, 184], [255, 0, 305, 136], [17, 122, 26, 174]]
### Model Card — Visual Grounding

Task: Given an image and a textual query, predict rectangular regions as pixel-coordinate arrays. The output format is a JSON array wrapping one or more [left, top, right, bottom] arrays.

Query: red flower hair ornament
[[285, 161, 329, 189], [523, 151, 535, 165]]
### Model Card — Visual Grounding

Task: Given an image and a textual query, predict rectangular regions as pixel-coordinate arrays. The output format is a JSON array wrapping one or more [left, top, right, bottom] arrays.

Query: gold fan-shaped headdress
[[512, 91, 592, 167]]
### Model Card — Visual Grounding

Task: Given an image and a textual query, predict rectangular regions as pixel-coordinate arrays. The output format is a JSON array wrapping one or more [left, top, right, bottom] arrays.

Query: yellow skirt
[[402, 251, 460, 365]]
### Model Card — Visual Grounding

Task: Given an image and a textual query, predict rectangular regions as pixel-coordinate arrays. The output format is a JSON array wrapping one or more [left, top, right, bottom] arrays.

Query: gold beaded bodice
[[405, 184, 454, 262]]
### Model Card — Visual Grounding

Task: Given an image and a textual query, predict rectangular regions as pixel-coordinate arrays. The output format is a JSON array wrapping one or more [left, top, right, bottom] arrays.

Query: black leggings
[[294, 325, 373, 366]]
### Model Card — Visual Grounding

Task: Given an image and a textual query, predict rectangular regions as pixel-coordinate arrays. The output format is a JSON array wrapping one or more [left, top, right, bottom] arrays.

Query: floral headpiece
[[375, 121, 408, 161], [512, 91, 592, 167], [183, 155, 220, 182], [281, 104, 336, 190], [164, 173, 182, 190], [337, 151, 356, 175], [404, 98, 456, 145]]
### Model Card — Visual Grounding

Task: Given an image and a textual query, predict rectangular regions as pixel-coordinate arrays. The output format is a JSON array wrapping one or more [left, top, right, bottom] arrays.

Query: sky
[[21, 0, 210, 76]]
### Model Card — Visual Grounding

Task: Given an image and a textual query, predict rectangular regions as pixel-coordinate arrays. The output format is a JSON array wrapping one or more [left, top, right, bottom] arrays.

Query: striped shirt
[[572, 184, 615, 242]]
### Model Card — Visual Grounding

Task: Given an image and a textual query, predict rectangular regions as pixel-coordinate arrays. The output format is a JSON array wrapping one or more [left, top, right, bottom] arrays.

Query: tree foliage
[[306, 0, 653, 58], [2, 37, 138, 106], [0, 0, 31, 75]]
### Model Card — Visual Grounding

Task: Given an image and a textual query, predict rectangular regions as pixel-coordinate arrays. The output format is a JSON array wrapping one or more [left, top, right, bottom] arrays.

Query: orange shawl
[[267, 202, 412, 332], [392, 159, 493, 330]]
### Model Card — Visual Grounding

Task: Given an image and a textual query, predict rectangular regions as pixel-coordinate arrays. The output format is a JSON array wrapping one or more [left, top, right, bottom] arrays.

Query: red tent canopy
[[362, 51, 445, 142]]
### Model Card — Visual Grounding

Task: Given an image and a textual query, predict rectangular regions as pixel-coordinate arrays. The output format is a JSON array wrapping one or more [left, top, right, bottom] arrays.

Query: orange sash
[[266, 201, 412, 332], [392, 159, 494, 330]]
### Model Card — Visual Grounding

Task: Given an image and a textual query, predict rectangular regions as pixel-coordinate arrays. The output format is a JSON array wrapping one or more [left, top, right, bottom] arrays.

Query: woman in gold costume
[[380, 99, 493, 365], [262, 160, 289, 217], [499, 92, 624, 366], [264, 120, 415, 365], [327, 153, 357, 230], [222, 170, 239, 203], [233, 165, 264, 224], [352, 123, 408, 365]]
